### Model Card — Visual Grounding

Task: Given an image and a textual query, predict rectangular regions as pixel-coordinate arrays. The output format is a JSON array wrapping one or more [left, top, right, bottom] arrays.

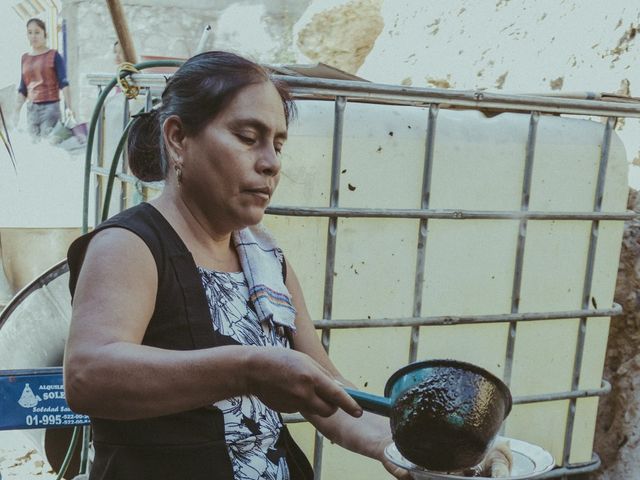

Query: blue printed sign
[[0, 367, 89, 430]]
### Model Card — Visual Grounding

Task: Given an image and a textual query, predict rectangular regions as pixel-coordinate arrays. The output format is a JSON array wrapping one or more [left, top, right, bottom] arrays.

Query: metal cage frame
[[86, 71, 640, 479]]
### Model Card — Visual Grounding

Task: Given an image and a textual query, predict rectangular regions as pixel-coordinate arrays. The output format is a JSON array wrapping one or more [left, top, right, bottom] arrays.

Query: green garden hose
[[82, 59, 183, 233]]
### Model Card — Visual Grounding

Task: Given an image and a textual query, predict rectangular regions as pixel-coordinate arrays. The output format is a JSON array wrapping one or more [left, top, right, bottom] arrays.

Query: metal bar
[[195, 24, 212, 54], [86, 172, 636, 222], [0, 260, 68, 328], [562, 117, 615, 466], [264, 206, 635, 221], [513, 380, 611, 404], [313, 96, 347, 479], [281, 76, 640, 116], [312, 303, 621, 329], [106, 0, 138, 63], [535, 454, 600, 479], [282, 383, 609, 428], [141, 89, 154, 203], [282, 381, 610, 424], [145, 87, 153, 112], [282, 413, 306, 424], [321, 96, 346, 351], [94, 89, 105, 227], [120, 97, 130, 212], [86, 73, 640, 118], [83, 79, 119, 233], [91, 166, 164, 190], [409, 104, 439, 363], [504, 112, 539, 387], [288, 90, 640, 118]]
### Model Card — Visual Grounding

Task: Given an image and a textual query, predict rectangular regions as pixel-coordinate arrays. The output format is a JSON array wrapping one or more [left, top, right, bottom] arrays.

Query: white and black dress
[[200, 267, 291, 480]]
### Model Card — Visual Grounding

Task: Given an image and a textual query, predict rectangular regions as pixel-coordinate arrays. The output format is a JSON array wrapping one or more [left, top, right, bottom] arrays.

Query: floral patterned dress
[[199, 267, 291, 480]]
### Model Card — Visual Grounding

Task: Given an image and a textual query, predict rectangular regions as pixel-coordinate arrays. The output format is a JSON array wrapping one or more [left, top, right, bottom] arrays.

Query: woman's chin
[[237, 208, 266, 228]]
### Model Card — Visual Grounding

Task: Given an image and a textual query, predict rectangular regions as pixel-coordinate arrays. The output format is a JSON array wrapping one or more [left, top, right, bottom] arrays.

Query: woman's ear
[[163, 115, 186, 165]]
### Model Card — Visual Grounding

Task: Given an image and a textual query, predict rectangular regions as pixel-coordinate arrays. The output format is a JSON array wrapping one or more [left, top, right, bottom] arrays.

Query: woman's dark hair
[[127, 51, 295, 181], [26, 18, 47, 35]]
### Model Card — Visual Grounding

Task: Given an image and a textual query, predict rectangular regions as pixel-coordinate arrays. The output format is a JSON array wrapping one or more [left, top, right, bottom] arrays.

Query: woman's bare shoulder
[[81, 227, 157, 281], [71, 227, 158, 331], [86, 225, 150, 252]]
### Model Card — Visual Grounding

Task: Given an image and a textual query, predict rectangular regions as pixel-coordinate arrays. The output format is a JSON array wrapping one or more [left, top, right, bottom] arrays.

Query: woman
[[14, 18, 74, 139], [63, 51, 409, 480]]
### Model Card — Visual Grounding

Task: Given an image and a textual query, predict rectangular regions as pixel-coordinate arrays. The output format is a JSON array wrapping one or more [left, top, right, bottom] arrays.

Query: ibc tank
[[262, 99, 628, 479]]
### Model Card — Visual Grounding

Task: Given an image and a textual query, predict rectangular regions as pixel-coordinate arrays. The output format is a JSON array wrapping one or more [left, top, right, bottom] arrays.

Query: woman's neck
[[31, 46, 49, 55], [151, 193, 239, 269]]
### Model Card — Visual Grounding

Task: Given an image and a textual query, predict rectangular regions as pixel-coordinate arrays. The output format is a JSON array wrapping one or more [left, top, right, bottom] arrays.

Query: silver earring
[[175, 164, 183, 183]]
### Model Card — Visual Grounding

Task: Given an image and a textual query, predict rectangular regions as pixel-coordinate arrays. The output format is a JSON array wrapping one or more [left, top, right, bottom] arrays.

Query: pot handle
[[343, 387, 392, 417]]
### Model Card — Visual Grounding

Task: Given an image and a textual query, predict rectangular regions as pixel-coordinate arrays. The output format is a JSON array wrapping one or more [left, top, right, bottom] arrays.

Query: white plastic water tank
[[264, 99, 627, 479]]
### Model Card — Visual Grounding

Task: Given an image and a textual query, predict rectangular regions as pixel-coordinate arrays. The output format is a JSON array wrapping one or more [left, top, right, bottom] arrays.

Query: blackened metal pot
[[344, 359, 512, 472]]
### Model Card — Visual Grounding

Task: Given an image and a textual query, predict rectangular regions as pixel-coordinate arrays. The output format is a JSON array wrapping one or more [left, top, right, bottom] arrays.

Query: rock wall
[[592, 188, 640, 479], [356, 1, 640, 190], [294, 0, 384, 74]]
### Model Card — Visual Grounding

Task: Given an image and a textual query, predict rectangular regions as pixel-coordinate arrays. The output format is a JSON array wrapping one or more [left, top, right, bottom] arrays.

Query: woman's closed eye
[[236, 132, 257, 145]]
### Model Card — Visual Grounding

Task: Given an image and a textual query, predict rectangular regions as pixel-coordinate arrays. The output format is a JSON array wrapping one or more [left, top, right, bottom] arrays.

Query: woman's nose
[[257, 146, 281, 177]]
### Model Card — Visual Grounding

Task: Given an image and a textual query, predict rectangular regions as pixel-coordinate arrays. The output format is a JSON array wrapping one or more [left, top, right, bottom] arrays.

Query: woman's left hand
[[374, 435, 413, 479], [64, 108, 75, 123]]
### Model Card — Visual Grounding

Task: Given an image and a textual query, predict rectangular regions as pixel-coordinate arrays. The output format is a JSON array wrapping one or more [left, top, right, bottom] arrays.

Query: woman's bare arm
[[285, 261, 411, 479], [61, 86, 72, 115], [14, 93, 26, 122], [63, 228, 361, 421]]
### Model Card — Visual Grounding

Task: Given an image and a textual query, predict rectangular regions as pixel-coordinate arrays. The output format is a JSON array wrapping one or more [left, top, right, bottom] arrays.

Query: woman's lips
[[246, 188, 271, 201]]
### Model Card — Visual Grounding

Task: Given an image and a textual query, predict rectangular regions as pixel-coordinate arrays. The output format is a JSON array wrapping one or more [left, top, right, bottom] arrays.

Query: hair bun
[[127, 110, 165, 182], [131, 109, 159, 120]]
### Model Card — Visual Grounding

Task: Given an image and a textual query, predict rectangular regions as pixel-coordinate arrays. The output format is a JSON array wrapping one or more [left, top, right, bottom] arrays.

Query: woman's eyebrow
[[230, 117, 288, 140]]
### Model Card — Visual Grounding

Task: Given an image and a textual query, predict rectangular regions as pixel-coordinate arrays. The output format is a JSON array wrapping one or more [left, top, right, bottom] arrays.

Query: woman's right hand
[[245, 346, 363, 419]]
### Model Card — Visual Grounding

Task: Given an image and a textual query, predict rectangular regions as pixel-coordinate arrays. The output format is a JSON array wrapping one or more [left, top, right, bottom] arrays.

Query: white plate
[[385, 436, 555, 479]]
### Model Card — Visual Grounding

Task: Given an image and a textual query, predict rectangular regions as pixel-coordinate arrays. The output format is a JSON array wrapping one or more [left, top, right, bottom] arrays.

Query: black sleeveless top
[[67, 203, 313, 480]]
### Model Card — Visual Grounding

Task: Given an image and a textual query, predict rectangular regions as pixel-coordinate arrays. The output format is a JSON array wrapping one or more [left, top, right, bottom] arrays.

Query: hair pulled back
[[26, 18, 47, 35], [127, 51, 294, 182]]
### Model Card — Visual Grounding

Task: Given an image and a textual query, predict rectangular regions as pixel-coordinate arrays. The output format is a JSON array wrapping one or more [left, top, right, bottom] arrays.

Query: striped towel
[[233, 224, 297, 332]]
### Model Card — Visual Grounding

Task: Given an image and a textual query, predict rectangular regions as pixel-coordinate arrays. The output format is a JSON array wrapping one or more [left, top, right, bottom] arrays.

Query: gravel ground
[[0, 431, 58, 479]]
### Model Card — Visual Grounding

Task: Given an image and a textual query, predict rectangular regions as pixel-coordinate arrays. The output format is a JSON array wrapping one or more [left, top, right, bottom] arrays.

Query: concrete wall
[[61, 0, 311, 120], [63, 0, 217, 121]]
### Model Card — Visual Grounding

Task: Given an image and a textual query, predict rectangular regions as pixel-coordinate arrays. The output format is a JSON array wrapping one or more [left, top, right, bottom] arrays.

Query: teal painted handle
[[344, 387, 392, 417]]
